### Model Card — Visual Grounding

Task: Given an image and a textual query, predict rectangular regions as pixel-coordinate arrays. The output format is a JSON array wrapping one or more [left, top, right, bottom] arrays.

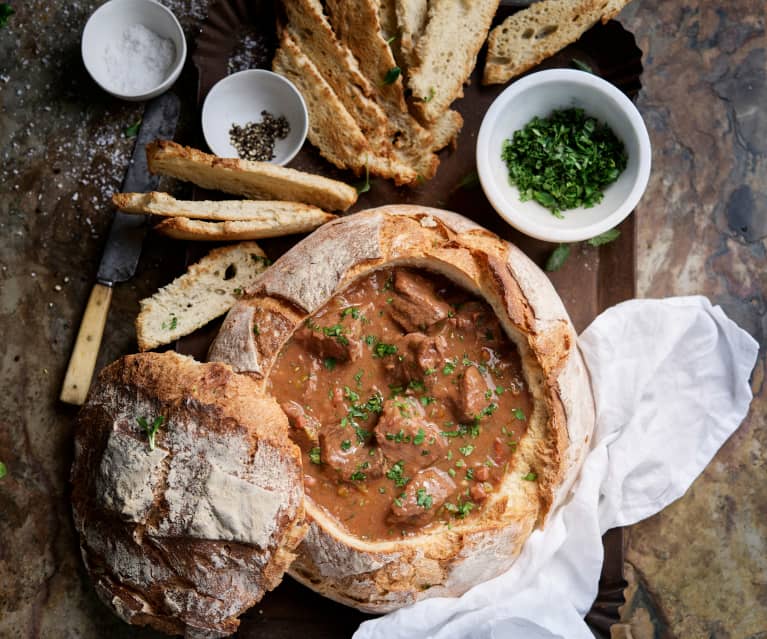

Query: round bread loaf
[[70, 352, 306, 637], [208, 206, 595, 612]]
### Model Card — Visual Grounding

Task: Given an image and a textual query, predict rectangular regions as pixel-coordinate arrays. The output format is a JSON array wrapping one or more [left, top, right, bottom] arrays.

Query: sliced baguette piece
[[135, 242, 270, 351], [112, 191, 330, 221], [146, 140, 358, 211], [483, 0, 632, 85], [153, 214, 335, 242], [273, 30, 419, 185], [407, 0, 500, 124]]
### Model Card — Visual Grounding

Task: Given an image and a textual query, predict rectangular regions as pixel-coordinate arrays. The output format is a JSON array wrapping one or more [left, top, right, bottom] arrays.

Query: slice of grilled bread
[[146, 140, 357, 211], [135, 242, 270, 351], [483, 0, 632, 85], [153, 215, 334, 242], [112, 191, 330, 221], [395, 0, 428, 72], [407, 0, 500, 124]]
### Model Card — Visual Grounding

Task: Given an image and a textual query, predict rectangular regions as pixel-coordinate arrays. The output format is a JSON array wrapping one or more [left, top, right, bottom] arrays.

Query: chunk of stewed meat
[[281, 401, 319, 449], [388, 271, 451, 332], [385, 332, 448, 381], [320, 424, 384, 481], [388, 467, 456, 526], [458, 366, 489, 422], [294, 323, 362, 363], [374, 397, 447, 469]]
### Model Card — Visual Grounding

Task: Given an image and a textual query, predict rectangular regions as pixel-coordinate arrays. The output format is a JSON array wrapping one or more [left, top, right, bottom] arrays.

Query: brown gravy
[[267, 268, 532, 541]]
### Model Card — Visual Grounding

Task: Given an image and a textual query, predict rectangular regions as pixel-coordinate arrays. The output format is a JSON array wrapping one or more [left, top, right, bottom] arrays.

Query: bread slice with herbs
[[483, 0, 632, 85], [146, 140, 358, 211], [407, 0, 500, 124], [135, 241, 271, 351], [112, 191, 332, 221], [153, 214, 334, 241]]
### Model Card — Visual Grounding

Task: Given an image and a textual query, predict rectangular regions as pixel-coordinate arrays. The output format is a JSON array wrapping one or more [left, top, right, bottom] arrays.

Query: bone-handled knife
[[60, 92, 180, 405]]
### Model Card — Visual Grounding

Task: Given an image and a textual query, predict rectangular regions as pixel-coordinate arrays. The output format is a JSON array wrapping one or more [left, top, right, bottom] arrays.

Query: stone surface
[[0, 1, 764, 638]]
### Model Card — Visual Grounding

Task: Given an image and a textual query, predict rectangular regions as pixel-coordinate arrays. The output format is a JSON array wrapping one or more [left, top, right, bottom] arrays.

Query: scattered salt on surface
[[104, 24, 175, 94]]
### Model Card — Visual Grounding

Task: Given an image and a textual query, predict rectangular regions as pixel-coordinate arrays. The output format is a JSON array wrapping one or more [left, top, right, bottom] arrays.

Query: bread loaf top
[[71, 352, 306, 637]]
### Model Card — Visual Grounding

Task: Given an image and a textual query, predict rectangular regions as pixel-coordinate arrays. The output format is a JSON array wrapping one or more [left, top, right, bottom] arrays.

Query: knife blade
[[60, 92, 180, 405]]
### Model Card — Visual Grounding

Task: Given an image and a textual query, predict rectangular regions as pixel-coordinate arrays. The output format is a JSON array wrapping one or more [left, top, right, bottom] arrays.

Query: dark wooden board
[[179, 3, 640, 635]]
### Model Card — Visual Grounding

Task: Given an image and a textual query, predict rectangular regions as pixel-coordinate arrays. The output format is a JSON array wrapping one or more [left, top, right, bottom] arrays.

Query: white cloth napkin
[[354, 296, 759, 639]]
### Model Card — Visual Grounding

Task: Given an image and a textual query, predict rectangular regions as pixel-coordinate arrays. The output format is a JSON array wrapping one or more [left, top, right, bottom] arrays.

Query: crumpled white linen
[[354, 296, 759, 639]]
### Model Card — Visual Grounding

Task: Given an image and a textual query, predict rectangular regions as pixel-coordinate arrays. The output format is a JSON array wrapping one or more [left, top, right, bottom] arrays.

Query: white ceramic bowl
[[201, 70, 309, 165], [82, 0, 186, 102], [477, 69, 651, 243]]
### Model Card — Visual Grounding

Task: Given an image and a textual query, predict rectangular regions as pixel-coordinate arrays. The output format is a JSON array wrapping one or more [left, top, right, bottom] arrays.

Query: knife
[[60, 92, 180, 405]]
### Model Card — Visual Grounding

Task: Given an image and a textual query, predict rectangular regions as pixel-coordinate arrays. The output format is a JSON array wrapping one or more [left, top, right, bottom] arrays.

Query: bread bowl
[[208, 205, 595, 612]]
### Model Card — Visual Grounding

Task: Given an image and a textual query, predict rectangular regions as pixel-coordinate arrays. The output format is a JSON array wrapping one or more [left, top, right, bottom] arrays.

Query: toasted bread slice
[[146, 140, 357, 211], [323, 0, 440, 179], [112, 191, 331, 221], [407, 0, 500, 124], [154, 214, 335, 242], [273, 29, 419, 185], [483, 0, 632, 85], [135, 242, 270, 350], [395, 0, 428, 71]]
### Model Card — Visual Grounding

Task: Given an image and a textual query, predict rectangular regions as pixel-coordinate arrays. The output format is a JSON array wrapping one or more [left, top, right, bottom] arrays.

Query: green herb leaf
[[522, 472, 537, 481], [422, 87, 435, 103], [459, 444, 475, 457], [501, 107, 627, 215], [0, 461, 6, 479], [587, 228, 621, 246], [457, 170, 480, 190], [416, 488, 433, 509], [253, 324, 260, 336], [341, 439, 352, 451], [386, 460, 409, 487], [124, 118, 142, 138], [137, 415, 165, 450], [413, 428, 426, 445], [355, 164, 371, 194], [442, 361, 456, 375], [309, 447, 322, 465], [323, 357, 337, 370], [571, 58, 594, 74], [513, 408, 526, 421], [383, 66, 401, 85], [350, 470, 367, 481], [373, 342, 397, 358], [385, 34, 397, 45], [545, 244, 571, 272]]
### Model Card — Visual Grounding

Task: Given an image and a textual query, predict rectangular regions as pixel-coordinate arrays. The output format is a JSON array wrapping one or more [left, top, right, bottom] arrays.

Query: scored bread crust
[[71, 352, 306, 636], [207, 206, 595, 612]]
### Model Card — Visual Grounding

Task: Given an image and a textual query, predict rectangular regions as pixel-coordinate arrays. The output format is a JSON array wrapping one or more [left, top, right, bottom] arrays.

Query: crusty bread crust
[[71, 353, 306, 636], [153, 212, 335, 241], [208, 206, 595, 612], [483, 0, 632, 85], [146, 140, 358, 211]]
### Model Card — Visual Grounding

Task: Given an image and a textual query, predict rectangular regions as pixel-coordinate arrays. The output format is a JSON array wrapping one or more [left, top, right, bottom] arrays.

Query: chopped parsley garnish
[[350, 470, 367, 481], [444, 498, 474, 519], [137, 415, 165, 451], [466, 468, 475, 480], [341, 440, 352, 451], [124, 118, 141, 138], [341, 306, 362, 320], [495, 385, 505, 395], [354, 370, 364, 387], [0, 461, 6, 479], [373, 342, 397, 358], [513, 408, 526, 421], [459, 444, 475, 456], [501, 107, 627, 216], [393, 494, 406, 508], [344, 386, 360, 403], [385, 429, 410, 443], [422, 87, 435, 103], [442, 361, 456, 375], [309, 447, 322, 465], [407, 379, 426, 392], [420, 396, 435, 406], [416, 488, 433, 509], [365, 334, 377, 346], [413, 428, 426, 445], [522, 472, 537, 481], [424, 367, 437, 376], [323, 357, 337, 370], [355, 163, 371, 194], [386, 461, 409, 487], [383, 66, 401, 85], [484, 389, 493, 400], [251, 254, 272, 266], [161, 315, 178, 330], [253, 324, 260, 336], [232, 287, 243, 296], [448, 467, 456, 477], [481, 403, 498, 417]]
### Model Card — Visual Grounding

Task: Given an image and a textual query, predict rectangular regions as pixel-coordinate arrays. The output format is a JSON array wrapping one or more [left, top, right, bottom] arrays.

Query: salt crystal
[[103, 24, 175, 94]]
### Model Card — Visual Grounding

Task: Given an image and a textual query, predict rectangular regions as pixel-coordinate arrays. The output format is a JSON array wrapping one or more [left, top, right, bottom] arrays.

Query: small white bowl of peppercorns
[[477, 68, 651, 243], [202, 69, 308, 165]]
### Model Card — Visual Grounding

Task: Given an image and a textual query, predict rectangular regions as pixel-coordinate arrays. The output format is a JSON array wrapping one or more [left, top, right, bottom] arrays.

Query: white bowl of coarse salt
[[82, 0, 187, 101]]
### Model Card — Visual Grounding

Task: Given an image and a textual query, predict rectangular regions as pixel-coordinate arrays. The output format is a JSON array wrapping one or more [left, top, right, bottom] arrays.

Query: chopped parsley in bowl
[[476, 69, 651, 243], [501, 107, 628, 217]]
